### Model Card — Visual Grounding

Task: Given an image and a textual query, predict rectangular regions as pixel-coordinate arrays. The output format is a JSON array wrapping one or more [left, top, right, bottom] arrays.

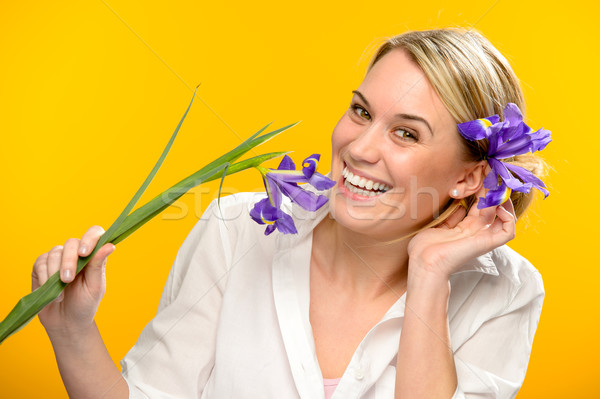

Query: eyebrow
[[351, 90, 434, 136]]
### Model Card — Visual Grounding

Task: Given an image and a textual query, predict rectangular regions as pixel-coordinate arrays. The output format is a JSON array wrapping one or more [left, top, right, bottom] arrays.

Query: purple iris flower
[[457, 103, 552, 209], [250, 197, 298, 235], [250, 154, 336, 235]]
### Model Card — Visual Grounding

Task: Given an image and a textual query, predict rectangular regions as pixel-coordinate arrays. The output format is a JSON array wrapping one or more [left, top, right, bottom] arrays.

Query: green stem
[[0, 87, 296, 344]]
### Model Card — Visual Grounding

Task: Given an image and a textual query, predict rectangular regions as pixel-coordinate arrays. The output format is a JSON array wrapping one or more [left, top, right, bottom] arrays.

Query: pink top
[[323, 377, 342, 399]]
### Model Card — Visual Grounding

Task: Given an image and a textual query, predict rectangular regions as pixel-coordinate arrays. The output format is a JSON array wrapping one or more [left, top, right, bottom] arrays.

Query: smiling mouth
[[342, 166, 391, 197]]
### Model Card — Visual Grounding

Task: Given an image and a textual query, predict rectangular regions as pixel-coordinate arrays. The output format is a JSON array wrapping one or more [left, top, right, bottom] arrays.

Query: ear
[[453, 161, 487, 198]]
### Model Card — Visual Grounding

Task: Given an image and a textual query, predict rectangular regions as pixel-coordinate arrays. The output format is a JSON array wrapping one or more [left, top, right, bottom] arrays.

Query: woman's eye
[[394, 128, 418, 141], [351, 104, 371, 120]]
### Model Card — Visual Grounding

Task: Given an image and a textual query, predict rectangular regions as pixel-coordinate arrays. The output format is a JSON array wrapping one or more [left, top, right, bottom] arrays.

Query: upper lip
[[343, 161, 392, 188]]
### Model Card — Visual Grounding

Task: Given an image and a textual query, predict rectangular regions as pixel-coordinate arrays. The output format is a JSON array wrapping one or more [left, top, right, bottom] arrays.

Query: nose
[[347, 121, 384, 165]]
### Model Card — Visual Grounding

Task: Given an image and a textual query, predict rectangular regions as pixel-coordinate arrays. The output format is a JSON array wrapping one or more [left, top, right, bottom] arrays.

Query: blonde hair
[[367, 28, 547, 231]]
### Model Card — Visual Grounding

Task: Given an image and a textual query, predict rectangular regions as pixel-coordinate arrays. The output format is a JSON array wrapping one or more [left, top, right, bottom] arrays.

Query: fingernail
[[62, 269, 72, 282], [79, 245, 87, 255], [56, 292, 64, 303]]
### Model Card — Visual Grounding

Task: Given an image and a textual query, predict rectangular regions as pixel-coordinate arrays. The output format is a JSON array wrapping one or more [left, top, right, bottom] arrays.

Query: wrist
[[46, 320, 98, 347], [406, 261, 450, 301], [408, 258, 450, 286]]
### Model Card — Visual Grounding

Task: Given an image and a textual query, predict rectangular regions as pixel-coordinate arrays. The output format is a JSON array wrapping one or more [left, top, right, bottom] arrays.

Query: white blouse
[[120, 191, 544, 399]]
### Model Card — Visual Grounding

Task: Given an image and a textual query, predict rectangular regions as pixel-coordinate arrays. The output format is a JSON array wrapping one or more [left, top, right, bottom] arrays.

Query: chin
[[329, 190, 407, 241], [329, 188, 441, 243]]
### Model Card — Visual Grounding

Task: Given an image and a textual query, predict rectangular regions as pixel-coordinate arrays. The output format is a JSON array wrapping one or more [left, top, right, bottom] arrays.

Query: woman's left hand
[[407, 189, 517, 282]]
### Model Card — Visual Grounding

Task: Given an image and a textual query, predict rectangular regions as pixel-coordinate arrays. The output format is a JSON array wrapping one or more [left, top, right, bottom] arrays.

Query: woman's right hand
[[31, 225, 116, 337]]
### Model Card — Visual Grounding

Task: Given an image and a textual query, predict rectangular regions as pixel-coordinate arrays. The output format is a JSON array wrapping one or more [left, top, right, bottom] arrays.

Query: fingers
[[59, 225, 106, 285], [78, 225, 106, 258], [89, 242, 116, 267], [439, 205, 467, 230], [32, 253, 49, 292], [466, 186, 487, 216], [83, 242, 116, 297], [491, 199, 516, 237], [461, 204, 497, 235], [464, 188, 496, 227], [57, 224, 106, 285], [60, 238, 80, 283], [502, 196, 517, 219], [32, 248, 66, 299], [45, 245, 65, 287], [480, 205, 499, 227], [31, 225, 109, 294]]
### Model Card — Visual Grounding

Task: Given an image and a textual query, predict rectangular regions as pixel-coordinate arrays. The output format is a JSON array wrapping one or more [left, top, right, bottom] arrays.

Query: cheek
[[331, 118, 343, 153], [331, 115, 357, 158], [329, 115, 358, 185], [407, 157, 461, 214]]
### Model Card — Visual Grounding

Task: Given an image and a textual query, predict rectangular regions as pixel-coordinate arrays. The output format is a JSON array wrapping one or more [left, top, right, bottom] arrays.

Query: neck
[[311, 217, 409, 302]]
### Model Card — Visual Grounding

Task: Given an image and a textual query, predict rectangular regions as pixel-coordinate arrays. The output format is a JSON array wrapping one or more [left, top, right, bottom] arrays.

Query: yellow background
[[0, 1, 596, 397]]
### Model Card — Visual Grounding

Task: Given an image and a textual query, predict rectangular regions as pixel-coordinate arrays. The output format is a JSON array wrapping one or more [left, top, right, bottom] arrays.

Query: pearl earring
[[451, 189, 459, 197]]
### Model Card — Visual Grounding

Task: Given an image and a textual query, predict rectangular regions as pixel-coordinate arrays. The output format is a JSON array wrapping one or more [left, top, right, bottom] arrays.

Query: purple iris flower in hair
[[457, 103, 552, 209], [250, 154, 336, 235]]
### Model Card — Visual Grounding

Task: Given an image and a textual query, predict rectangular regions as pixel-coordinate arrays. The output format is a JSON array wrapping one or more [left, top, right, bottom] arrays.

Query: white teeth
[[342, 165, 390, 196], [344, 179, 381, 197]]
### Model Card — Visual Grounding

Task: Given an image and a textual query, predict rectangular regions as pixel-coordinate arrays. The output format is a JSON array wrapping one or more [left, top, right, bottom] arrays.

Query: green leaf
[[217, 162, 230, 222], [109, 151, 288, 245], [0, 103, 296, 344], [106, 122, 299, 245], [0, 87, 199, 344]]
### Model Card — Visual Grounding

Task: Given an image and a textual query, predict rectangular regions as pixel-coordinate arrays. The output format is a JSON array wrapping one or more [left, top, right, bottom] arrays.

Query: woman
[[32, 28, 547, 398]]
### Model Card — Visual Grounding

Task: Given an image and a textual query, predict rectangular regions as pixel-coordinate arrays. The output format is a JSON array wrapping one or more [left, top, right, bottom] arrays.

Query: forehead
[[358, 49, 453, 127]]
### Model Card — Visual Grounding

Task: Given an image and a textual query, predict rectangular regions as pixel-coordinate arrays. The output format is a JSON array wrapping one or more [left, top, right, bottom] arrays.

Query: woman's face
[[329, 49, 476, 240]]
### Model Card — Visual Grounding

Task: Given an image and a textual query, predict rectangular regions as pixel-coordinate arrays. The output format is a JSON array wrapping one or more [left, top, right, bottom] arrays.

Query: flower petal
[[250, 197, 278, 225], [277, 155, 296, 171], [263, 176, 283, 208], [275, 180, 328, 211], [249, 201, 265, 225], [478, 183, 511, 209], [457, 116, 497, 141], [489, 158, 532, 193], [268, 166, 336, 190], [251, 153, 335, 236], [497, 121, 528, 143], [268, 169, 308, 182], [504, 163, 550, 198], [528, 127, 552, 152], [493, 134, 538, 159], [308, 172, 337, 191], [502, 103, 524, 126], [250, 197, 298, 235], [456, 103, 551, 206], [483, 164, 501, 190], [302, 154, 320, 178], [274, 211, 298, 234]]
